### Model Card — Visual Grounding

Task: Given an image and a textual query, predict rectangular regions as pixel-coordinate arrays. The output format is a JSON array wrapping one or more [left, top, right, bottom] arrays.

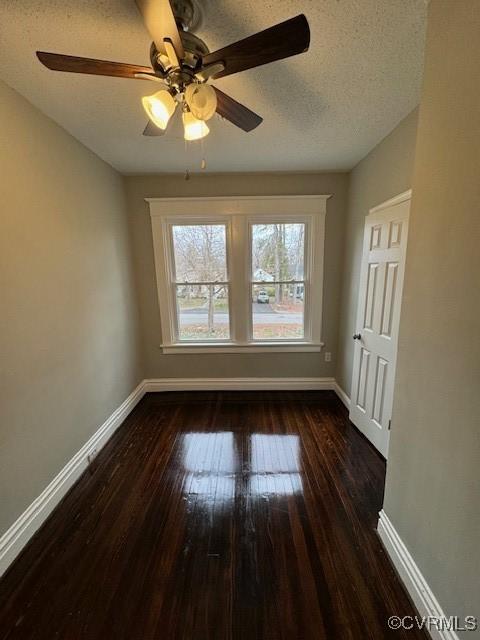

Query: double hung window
[[172, 223, 231, 341], [149, 196, 328, 353]]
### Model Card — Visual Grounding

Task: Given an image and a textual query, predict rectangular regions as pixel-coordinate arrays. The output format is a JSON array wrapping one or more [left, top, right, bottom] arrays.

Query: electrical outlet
[[324, 352, 332, 362]]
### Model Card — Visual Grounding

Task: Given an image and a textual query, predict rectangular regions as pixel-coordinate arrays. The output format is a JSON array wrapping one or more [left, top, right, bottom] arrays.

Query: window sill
[[160, 342, 324, 354]]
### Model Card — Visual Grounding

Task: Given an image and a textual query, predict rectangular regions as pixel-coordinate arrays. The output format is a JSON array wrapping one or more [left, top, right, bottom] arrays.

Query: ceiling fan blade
[[37, 52, 153, 78], [201, 14, 310, 79], [213, 88, 263, 132], [143, 120, 167, 136], [135, 0, 184, 58]]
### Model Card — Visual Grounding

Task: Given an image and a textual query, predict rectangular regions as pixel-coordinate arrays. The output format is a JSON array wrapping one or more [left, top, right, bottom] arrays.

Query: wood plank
[[0, 391, 427, 639]]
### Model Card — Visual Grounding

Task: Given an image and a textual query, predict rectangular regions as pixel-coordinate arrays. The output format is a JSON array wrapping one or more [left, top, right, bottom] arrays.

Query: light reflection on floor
[[182, 432, 236, 502], [181, 432, 303, 506], [250, 434, 303, 495]]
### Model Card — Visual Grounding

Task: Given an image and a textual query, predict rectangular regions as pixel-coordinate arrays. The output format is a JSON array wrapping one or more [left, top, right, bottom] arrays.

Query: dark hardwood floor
[[0, 391, 426, 640]]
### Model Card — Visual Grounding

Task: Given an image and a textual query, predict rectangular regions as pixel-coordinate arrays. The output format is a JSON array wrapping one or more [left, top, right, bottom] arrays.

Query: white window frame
[[148, 195, 330, 354]]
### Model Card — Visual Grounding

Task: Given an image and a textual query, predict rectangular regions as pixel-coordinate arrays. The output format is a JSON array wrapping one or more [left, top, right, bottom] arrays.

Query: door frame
[[349, 189, 411, 458]]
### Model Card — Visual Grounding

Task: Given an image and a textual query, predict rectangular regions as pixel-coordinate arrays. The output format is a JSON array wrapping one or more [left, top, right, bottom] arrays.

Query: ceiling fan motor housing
[[150, 32, 209, 66], [150, 30, 209, 93]]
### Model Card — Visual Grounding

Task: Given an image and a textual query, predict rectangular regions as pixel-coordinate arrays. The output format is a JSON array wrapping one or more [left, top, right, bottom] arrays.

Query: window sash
[[174, 283, 232, 343], [170, 222, 230, 284], [248, 219, 310, 343], [169, 222, 232, 343], [174, 281, 229, 286], [251, 280, 305, 285], [250, 221, 307, 283], [250, 280, 307, 342]]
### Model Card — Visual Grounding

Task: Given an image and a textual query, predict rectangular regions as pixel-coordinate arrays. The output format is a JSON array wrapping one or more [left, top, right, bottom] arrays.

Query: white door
[[350, 191, 411, 458]]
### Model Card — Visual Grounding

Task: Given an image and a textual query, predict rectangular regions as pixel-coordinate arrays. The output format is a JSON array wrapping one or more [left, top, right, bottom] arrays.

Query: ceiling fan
[[36, 0, 310, 141]]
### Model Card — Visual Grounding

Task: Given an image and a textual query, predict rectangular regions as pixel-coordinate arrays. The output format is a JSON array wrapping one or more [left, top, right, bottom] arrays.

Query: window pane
[[177, 284, 230, 340], [251, 223, 305, 282], [172, 224, 227, 282], [252, 284, 304, 340]]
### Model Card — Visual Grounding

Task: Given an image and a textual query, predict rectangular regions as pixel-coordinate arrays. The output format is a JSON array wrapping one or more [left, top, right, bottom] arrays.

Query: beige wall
[[0, 81, 143, 534], [384, 0, 480, 621], [335, 109, 419, 394], [124, 172, 348, 379]]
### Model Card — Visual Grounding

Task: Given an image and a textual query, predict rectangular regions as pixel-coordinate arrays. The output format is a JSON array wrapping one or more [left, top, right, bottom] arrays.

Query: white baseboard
[[332, 381, 351, 409], [0, 376, 347, 577], [377, 510, 458, 640], [0, 380, 146, 577], [144, 377, 336, 392]]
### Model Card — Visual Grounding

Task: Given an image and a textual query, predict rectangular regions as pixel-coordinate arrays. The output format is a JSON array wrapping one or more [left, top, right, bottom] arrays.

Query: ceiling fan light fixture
[[185, 83, 217, 121], [142, 90, 176, 129], [183, 110, 210, 141]]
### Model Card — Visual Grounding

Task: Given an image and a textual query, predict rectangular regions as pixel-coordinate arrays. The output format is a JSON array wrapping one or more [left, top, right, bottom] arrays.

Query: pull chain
[[200, 135, 207, 171], [184, 138, 190, 180], [183, 126, 208, 178]]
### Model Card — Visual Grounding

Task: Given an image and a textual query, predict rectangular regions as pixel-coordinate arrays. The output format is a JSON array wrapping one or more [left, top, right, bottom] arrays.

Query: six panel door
[[349, 194, 410, 457]]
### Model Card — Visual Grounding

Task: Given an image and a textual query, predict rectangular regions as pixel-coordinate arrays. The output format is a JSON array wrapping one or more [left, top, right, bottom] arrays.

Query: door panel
[[370, 224, 382, 249], [388, 219, 403, 248], [350, 193, 410, 458], [372, 356, 388, 426], [356, 347, 371, 412], [364, 263, 378, 330], [380, 262, 398, 337]]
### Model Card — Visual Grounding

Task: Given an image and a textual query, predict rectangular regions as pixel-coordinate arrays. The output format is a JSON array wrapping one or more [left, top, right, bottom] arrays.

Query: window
[[149, 196, 328, 353], [251, 223, 306, 340], [172, 224, 230, 341]]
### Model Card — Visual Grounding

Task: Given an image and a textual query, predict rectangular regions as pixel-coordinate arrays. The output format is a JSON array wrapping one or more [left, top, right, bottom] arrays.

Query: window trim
[[148, 195, 330, 354]]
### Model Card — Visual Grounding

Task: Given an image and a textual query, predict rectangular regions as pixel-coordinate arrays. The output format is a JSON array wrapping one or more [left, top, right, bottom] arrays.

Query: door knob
[[353, 333, 362, 340]]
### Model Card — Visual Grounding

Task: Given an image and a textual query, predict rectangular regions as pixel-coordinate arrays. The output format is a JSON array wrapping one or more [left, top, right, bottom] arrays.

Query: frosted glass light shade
[[183, 111, 210, 141], [142, 90, 176, 130], [185, 83, 217, 121]]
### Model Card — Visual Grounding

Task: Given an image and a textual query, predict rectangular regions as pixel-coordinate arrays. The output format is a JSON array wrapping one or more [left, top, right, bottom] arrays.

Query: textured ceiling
[[0, 0, 427, 173]]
